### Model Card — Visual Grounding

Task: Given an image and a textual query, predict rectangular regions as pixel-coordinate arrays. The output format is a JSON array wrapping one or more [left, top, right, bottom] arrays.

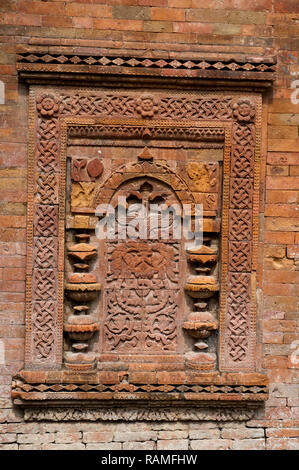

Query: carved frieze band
[[26, 92, 61, 366], [23, 406, 257, 422], [17, 52, 276, 72], [16, 52, 277, 86], [220, 98, 260, 370], [60, 93, 234, 121], [26, 88, 260, 372]]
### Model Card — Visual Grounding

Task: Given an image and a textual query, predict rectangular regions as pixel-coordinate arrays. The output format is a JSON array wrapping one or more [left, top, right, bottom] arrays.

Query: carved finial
[[142, 128, 152, 139], [138, 147, 153, 161]]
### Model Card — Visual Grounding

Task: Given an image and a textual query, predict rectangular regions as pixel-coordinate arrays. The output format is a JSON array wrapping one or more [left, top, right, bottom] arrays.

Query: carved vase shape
[[183, 311, 218, 339], [185, 276, 219, 299]]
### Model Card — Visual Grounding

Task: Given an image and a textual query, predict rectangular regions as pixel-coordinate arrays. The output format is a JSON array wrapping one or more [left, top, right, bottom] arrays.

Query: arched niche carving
[[93, 159, 195, 208], [99, 176, 183, 356]]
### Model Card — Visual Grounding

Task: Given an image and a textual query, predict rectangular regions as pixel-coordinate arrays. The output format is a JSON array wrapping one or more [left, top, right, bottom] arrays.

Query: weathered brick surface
[[0, 0, 298, 452]]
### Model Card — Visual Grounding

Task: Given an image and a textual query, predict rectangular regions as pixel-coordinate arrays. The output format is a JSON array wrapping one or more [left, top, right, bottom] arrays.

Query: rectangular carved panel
[[14, 84, 267, 408]]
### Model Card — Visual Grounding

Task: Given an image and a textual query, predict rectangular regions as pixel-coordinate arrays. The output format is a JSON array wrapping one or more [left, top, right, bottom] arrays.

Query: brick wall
[[0, 0, 298, 450]]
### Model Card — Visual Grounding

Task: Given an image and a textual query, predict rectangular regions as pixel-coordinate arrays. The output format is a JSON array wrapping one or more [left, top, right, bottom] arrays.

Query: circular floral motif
[[233, 99, 255, 122], [36, 94, 59, 117], [136, 94, 159, 118]]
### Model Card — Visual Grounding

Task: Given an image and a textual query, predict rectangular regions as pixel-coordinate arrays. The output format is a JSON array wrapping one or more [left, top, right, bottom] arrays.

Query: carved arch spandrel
[[93, 159, 195, 208]]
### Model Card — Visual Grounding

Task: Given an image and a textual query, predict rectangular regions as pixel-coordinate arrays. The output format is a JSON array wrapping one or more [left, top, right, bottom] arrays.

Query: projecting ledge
[[12, 369, 269, 412]]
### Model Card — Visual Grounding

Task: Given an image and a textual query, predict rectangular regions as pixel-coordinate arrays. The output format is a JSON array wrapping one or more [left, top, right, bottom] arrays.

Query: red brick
[[233, 0, 272, 11], [159, 430, 189, 439], [263, 356, 289, 368], [2, 268, 25, 281], [168, 0, 191, 6], [269, 139, 299, 152], [266, 438, 299, 450], [265, 217, 299, 232], [174, 22, 214, 33], [151, 7, 185, 21], [0, 13, 42, 27], [267, 152, 299, 165], [65, 4, 112, 18], [264, 282, 292, 297], [82, 432, 113, 443], [266, 176, 299, 190], [287, 245, 299, 258], [0, 256, 25, 268], [0, 65, 15, 76], [0, 216, 26, 229], [0, 281, 25, 293], [263, 332, 284, 344], [0, 229, 26, 243], [190, 0, 225, 7], [0, 0, 299, 450], [54, 432, 82, 444], [139, 0, 167, 5], [72, 17, 93, 29], [113, 5, 150, 19], [123, 441, 155, 450], [0, 434, 16, 444], [290, 166, 299, 176], [18, 1, 65, 16], [265, 407, 292, 420], [41, 16, 73, 28], [157, 439, 188, 450], [264, 320, 297, 333], [93, 19, 143, 30], [266, 428, 299, 438], [231, 439, 265, 450], [129, 372, 157, 383], [0, 143, 26, 167], [266, 190, 297, 204], [190, 439, 231, 450], [266, 165, 288, 176], [157, 371, 186, 383], [267, 369, 298, 383], [114, 431, 157, 442], [264, 270, 299, 284], [274, 1, 299, 13], [264, 231, 295, 244]]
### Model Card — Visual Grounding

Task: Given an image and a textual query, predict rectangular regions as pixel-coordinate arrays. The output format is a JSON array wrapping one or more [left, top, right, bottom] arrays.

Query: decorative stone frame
[[11, 51, 276, 420]]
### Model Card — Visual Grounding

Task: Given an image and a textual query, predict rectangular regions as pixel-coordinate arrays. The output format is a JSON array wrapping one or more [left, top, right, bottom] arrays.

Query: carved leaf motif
[[71, 159, 87, 182], [104, 241, 179, 352], [71, 182, 95, 208]]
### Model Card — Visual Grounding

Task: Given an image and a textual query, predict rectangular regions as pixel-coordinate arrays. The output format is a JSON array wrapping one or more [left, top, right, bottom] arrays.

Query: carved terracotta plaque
[[12, 82, 269, 413]]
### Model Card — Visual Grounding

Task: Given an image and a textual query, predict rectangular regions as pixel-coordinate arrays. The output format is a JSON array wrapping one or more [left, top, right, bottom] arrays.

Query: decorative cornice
[[16, 51, 276, 88], [12, 372, 268, 407], [67, 123, 225, 141]]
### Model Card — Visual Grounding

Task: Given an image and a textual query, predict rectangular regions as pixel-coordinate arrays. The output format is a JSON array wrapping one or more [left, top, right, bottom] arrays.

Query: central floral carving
[[108, 241, 178, 281], [136, 94, 159, 117], [233, 98, 255, 122], [104, 240, 180, 353], [36, 94, 59, 117]]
